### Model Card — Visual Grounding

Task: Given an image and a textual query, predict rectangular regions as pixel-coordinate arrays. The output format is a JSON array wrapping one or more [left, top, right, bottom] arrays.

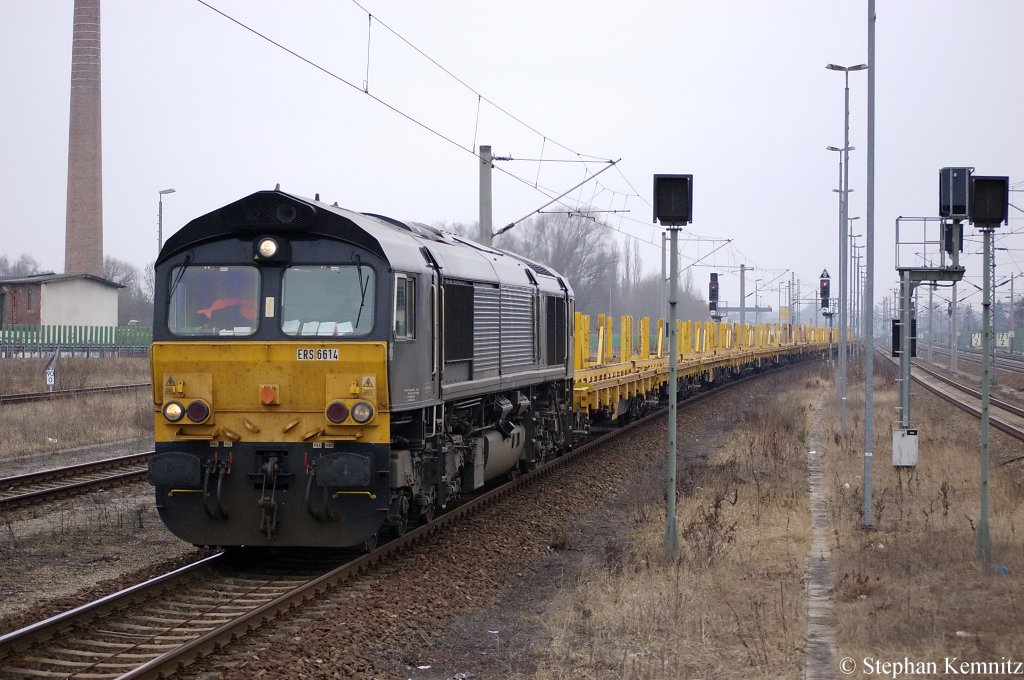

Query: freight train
[[147, 189, 829, 549]]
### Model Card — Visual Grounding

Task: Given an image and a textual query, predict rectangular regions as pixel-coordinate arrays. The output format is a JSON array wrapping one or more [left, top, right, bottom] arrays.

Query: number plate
[[297, 348, 339, 361]]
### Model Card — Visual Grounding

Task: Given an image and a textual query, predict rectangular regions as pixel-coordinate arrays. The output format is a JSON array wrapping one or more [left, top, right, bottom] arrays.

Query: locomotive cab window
[[393, 274, 415, 340], [167, 265, 260, 337], [281, 265, 375, 336]]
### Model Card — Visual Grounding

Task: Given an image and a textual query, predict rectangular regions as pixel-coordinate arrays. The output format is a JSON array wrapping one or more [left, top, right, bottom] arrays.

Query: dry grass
[[0, 391, 153, 458], [0, 356, 149, 394], [0, 358, 153, 458], [824, 357, 1024, 664], [533, 370, 821, 679]]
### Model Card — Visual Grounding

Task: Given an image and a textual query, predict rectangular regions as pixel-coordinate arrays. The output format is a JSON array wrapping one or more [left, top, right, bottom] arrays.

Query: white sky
[[1, 1, 1022, 315]]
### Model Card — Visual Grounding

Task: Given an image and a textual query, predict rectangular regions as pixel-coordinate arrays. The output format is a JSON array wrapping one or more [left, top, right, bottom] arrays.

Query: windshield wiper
[[167, 252, 193, 303], [354, 254, 369, 329]]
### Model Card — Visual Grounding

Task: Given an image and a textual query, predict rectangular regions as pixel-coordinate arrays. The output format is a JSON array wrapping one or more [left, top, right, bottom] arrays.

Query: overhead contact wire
[[349, 0, 611, 162], [195, 1, 714, 260]]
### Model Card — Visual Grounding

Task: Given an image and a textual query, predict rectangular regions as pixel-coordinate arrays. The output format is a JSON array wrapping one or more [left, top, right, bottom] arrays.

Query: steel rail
[[911, 361, 1024, 420], [920, 344, 1024, 374], [877, 348, 1024, 442], [0, 554, 224, 652], [0, 354, 822, 679], [0, 383, 150, 405], [0, 452, 153, 510]]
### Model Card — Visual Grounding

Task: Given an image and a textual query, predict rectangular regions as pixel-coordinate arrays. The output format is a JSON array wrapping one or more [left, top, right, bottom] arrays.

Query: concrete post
[[665, 226, 680, 562], [479, 145, 493, 247], [978, 227, 993, 563], [739, 264, 746, 327]]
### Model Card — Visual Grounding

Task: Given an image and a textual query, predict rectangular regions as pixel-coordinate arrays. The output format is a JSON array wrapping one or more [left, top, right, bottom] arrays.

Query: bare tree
[[495, 213, 621, 315], [143, 264, 155, 303], [616, 269, 708, 324], [104, 256, 138, 290], [104, 256, 153, 326], [430, 220, 475, 239], [0, 254, 42, 277], [620, 239, 642, 293]]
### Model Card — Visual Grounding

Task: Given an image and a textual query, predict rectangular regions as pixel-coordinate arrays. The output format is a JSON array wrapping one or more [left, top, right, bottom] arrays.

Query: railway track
[[0, 383, 150, 405], [919, 344, 1024, 376], [0, 357, 814, 679], [0, 453, 152, 511], [880, 349, 1024, 441]]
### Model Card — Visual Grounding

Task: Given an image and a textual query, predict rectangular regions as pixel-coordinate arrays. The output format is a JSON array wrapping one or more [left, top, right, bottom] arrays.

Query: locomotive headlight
[[252, 235, 290, 262], [185, 399, 211, 423], [325, 401, 349, 424], [163, 401, 185, 423], [257, 237, 279, 258], [351, 401, 374, 424]]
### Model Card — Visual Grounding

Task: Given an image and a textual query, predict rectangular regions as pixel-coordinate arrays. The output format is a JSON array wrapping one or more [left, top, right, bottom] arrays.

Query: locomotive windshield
[[166, 265, 260, 336], [281, 265, 375, 336]]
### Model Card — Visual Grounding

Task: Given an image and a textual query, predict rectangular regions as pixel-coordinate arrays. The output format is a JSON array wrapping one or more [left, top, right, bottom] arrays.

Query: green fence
[[0, 324, 152, 356]]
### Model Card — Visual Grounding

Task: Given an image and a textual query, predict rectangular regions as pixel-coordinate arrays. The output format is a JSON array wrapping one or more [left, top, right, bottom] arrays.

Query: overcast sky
[[1, 1, 1022, 315]]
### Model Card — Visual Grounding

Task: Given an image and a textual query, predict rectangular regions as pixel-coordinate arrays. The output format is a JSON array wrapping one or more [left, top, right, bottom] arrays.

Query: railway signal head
[[939, 167, 972, 219], [653, 174, 693, 226], [819, 270, 830, 309], [969, 176, 1009, 227], [709, 273, 719, 311]]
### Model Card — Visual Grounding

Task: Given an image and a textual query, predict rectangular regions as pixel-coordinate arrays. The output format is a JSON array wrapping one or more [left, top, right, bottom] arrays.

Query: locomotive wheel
[[386, 493, 410, 538]]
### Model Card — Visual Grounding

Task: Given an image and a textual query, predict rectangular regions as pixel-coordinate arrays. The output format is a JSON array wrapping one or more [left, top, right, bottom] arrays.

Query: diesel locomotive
[[148, 189, 578, 549]]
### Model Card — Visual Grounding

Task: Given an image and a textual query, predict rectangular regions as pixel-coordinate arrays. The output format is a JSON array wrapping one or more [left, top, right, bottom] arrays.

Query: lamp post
[[827, 145, 853, 420], [856, 251, 865, 346], [827, 62, 867, 437], [864, 0, 877, 531], [849, 228, 861, 351], [158, 188, 176, 258]]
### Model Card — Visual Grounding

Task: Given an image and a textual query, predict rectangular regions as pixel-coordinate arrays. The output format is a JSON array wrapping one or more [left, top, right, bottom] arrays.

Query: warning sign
[[360, 376, 377, 398]]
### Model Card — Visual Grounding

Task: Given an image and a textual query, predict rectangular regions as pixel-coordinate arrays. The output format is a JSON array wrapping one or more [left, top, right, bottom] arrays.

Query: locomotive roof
[[159, 189, 571, 296]]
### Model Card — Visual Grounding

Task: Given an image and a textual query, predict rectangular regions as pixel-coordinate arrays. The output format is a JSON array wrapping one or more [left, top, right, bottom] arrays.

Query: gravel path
[[803, 399, 836, 679]]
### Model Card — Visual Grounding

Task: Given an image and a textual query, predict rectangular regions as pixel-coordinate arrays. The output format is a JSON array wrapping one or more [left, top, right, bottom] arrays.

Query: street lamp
[[158, 188, 176, 258], [826, 62, 867, 437]]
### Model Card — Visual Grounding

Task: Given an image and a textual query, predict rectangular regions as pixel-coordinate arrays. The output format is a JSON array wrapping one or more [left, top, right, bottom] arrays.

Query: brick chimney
[[64, 0, 104, 278]]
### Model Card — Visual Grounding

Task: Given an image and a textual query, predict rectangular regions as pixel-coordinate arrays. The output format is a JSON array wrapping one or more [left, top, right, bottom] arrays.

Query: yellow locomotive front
[[148, 192, 397, 548]]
